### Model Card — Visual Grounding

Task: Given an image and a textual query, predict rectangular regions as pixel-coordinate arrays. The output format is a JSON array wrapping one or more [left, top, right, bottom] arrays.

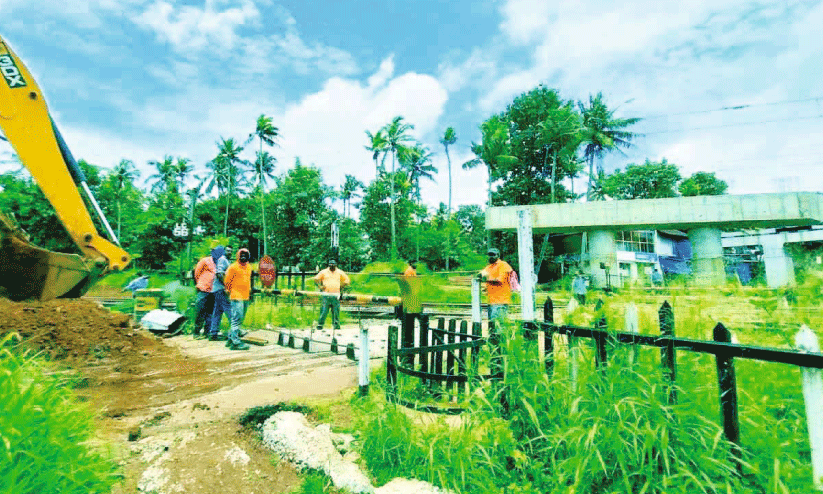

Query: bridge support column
[[688, 227, 725, 285], [761, 236, 796, 287], [588, 230, 616, 289]]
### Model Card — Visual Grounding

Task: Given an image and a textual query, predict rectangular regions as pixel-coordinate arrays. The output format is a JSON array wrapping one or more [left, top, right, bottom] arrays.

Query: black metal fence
[[386, 315, 487, 414], [541, 297, 823, 470]]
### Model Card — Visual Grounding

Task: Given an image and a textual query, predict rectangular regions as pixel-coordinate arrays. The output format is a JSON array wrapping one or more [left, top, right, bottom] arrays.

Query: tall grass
[[354, 285, 821, 493], [0, 334, 118, 493]]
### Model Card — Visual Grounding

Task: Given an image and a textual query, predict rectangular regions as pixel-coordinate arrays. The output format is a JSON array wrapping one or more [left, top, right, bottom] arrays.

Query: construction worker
[[223, 247, 252, 351], [192, 248, 221, 337], [572, 269, 588, 305], [208, 245, 233, 341], [314, 259, 350, 331], [479, 247, 513, 323], [404, 260, 417, 277]]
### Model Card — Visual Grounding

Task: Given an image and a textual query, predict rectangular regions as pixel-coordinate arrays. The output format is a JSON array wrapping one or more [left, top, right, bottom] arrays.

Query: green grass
[[347, 284, 823, 493], [0, 334, 119, 494]]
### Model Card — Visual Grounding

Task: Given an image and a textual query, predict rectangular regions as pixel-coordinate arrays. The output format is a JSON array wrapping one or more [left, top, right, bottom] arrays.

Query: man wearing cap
[[480, 248, 514, 322], [314, 259, 351, 331]]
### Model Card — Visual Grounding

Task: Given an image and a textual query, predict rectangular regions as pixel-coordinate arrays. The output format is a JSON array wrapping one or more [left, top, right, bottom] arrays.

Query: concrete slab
[[486, 192, 823, 233]]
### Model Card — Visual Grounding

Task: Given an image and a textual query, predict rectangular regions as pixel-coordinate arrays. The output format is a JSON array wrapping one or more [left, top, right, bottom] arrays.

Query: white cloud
[[134, 0, 260, 53], [273, 60, 449, 189]]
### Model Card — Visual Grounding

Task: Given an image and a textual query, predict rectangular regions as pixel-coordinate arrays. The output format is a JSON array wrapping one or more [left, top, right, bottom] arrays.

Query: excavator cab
[[0, 35, 130, 301]]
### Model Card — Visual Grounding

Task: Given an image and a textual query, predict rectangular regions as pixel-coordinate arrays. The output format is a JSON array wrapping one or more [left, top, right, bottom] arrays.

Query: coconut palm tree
[[364, 129, 388, 177], [111, 159, 139, 241], [579, 93, 641, 200], [400, 144, 436, 264], [147, 155, 175, 194], [245, 115, 280, 255], [381, 116, 415, 260], [439, 127, 457, 215], [172, 157, 192, 192], [253, 150, 277, 254], [208, 137, 245, 236], [462, 116, 518, 248], [340, 174, 364, 218]]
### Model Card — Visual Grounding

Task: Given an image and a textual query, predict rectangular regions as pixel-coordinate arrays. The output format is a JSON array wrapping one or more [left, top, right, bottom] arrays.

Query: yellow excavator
[[0, 35, 130, 301]]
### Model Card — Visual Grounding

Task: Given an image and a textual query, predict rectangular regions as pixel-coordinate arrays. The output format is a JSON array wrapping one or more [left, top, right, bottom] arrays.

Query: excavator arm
[[0, 35, 131, 300]]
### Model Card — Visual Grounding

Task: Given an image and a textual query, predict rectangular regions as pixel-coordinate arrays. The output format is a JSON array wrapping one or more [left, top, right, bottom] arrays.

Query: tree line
[[0, 85, 726, 275]]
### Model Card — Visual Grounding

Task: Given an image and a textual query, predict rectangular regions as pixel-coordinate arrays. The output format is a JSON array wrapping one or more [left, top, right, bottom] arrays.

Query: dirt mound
[[0, 298, 163, 362]]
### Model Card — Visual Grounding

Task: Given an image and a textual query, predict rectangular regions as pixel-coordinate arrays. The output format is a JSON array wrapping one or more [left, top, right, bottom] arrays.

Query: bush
[[0, 335, 118, 493]]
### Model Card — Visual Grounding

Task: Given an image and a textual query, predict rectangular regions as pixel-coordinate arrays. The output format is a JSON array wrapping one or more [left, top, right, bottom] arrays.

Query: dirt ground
[[0, 298, 359, 494]]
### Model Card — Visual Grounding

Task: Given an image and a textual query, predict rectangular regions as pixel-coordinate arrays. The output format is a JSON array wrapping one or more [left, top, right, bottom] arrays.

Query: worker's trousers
[[317, 294, 340, 329], [210, 290, 232, 335], [229, 300, 249, 345]]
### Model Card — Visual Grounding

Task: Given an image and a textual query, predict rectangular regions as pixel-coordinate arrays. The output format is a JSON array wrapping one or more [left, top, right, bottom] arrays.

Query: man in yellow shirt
[[480, 248, 513, 322], [314, 259, 351, 331]]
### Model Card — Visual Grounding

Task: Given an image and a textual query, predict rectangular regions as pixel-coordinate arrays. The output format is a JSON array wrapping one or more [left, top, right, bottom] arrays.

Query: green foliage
[[599, 158, 682, 199], [0, 172, 78, 253], [360, 173, 415, 262], [679, 171, 729, 196], [0, 336, 118, 493], [354, 289, 822, 493], [497, 86, 584, 205], [269, 159, 335, 269], [579, 92, 642, 200]]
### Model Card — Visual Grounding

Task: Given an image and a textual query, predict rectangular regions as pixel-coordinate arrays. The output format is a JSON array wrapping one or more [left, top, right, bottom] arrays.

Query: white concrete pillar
[[517, 210, 535, 322], [688, 227, 725, 285], [588, 230, 616, 289], [761, 235, 796, 287]]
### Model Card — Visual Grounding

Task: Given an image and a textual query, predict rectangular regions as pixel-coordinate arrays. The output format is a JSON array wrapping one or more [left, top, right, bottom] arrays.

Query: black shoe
[[208, 334, 227, 341], [229, 342, 250, 351]]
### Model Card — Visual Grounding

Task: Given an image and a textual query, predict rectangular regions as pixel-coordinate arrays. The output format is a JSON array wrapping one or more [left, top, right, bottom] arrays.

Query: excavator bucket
[[0, 212, 102, 301]]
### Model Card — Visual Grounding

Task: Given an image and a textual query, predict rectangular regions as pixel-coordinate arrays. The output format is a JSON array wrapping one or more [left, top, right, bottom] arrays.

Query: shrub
[[0, 335, 118, 493]]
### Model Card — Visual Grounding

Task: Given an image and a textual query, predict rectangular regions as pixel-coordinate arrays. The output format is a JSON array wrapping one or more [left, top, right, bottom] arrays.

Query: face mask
[[488, 256, 498, 264], [239, 253, 249, 264]]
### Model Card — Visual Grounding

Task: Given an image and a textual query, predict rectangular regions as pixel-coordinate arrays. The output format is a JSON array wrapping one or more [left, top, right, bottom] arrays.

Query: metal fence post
[[659, 301, 677, 404], [543, 297, 554, 378], [386, 324, 397, 402], [713, 322, 742, 472]]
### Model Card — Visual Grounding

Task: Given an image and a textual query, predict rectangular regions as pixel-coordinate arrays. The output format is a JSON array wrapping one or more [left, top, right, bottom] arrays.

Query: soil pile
[[0, 298, 161, 362]]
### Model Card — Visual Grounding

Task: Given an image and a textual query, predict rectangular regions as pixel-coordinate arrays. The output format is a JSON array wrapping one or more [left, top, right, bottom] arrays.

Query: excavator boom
[[0, 35, 130, 300]]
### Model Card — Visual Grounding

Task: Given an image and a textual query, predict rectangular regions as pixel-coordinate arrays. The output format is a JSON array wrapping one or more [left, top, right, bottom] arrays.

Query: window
[[617, 230, 655, 253]]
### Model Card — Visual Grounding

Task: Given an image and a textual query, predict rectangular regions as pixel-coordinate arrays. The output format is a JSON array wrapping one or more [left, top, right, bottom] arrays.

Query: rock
[[262, 412, 374, 493], [375, 478, 452, 494], [137, 465, 168, 493], [224, 445, 251, 466]]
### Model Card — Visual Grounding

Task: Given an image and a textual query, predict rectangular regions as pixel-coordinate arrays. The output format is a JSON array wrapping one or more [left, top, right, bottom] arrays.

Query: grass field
[[350, 281, 823, 493]]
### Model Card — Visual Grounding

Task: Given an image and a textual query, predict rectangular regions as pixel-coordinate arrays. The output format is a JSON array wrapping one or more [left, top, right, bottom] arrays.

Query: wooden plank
[[241, 336, 268, 346]]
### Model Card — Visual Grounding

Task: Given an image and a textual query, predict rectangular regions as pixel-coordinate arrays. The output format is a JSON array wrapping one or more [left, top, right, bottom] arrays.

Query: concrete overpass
[[722, 226, 823, 287], [487, 192, 823, 287]]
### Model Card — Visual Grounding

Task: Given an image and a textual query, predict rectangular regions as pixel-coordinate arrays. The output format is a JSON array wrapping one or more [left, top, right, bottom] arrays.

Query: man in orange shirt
[[192, 246, 220, 337], [314, 259, 350, 331], [480, 247, 513, 323], [223, 247, 252, 351]]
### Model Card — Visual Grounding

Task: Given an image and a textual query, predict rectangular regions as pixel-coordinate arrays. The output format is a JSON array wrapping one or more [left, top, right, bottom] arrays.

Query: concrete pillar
[[588, 230, 616, 289], [761, 235, 796, 287], [688, 227, 725, 285]]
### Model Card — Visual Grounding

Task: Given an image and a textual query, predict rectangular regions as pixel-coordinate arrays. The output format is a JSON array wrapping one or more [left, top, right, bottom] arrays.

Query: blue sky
[[1, 0, 822, 211]]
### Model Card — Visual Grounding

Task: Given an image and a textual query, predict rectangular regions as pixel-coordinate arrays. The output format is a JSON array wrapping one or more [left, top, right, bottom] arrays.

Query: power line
[[640, 96, 823, 120], [636, 115, 823, 135]]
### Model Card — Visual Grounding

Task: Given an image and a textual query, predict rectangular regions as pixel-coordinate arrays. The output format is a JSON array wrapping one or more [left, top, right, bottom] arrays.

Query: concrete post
[[517, 209, 535, 322], [688, 227, 725, 285], [588, 230, 616, 289], [761, 235, 796, 287]]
